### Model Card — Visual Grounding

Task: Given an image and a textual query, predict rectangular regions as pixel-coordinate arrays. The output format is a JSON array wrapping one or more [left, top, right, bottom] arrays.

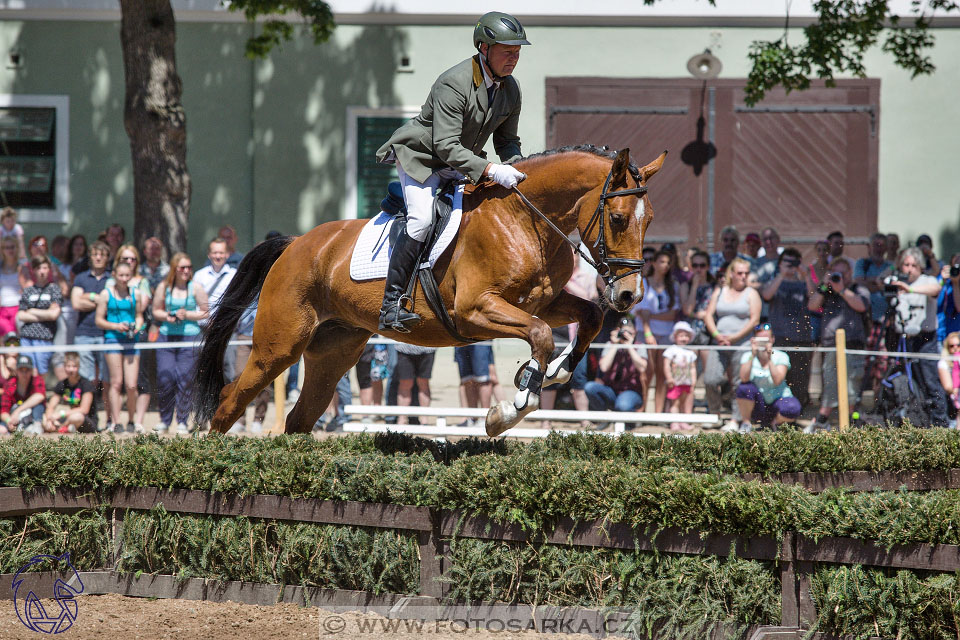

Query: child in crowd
[[43, 351, 97, 434], [663, 321, 698, 431], [0, 331, 18, 383], [0, 207, 25, 261], [0, 355, 46, 434]]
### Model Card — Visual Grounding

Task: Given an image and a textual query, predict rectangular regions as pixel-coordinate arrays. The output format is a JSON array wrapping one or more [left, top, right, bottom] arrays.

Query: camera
[[783, 257, 800, 268], [883, 273, 902, 295], [125, 327, 138, 340], [951, 264, 960, 278], [617, 316, 631, 340], [828, 272, 842, 284]]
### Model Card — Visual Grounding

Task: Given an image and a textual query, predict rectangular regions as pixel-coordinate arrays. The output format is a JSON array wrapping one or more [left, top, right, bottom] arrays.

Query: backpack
[[873, 363, 934, 427]]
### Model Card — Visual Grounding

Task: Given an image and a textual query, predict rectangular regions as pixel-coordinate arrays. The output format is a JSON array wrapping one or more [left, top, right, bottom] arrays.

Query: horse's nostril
[[618, 290, 635, 305]]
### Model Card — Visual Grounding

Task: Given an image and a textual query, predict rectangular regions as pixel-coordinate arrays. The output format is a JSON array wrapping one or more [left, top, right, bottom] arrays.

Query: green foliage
[[119, 506, 419, 593], [0, 510, 110, 573], [811, 565, 960, 639], [225, 0, 335, 58], [744, 0, 960, 105], [446, 538, 778, 640]]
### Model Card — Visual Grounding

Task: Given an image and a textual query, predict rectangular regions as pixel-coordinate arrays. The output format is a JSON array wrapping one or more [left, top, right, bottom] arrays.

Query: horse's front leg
[[459, 295, 554, 437], [537, 291, 605, 387]]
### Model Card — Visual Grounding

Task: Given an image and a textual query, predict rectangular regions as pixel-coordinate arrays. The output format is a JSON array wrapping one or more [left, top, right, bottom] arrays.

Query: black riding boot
[[378, 226, 424, 333]]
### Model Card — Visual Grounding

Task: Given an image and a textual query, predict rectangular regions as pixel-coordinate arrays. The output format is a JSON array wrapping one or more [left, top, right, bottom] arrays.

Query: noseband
[[511, 164, 648, 287]]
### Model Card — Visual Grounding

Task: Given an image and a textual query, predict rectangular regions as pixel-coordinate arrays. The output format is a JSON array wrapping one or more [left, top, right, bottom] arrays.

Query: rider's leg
[[378, 165, 437, 332]]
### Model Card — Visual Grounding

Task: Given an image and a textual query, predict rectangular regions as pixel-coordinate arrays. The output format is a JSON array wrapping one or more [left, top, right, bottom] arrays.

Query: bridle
[[510, 163, 648, 287]]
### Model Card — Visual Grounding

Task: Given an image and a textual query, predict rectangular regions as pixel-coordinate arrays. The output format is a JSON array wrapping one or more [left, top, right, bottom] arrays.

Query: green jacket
[[376, 55, 522, 184]]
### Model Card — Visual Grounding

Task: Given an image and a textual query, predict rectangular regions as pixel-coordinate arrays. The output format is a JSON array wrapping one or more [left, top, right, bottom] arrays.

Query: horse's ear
[[611, 148, 631, 183], [638, 150, 668, 182]]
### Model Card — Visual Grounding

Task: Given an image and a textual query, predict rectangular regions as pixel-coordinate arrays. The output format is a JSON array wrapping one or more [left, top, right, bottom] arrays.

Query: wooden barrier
[[1, 481, 957, 638]]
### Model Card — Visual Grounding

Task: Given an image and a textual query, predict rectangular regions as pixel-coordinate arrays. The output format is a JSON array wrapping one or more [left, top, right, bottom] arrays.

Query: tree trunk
[[119, 0, 190, 255]]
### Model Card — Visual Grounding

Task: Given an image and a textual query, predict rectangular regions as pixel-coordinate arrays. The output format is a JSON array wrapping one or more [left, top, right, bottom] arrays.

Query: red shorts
[[666, 384, 692, 400]]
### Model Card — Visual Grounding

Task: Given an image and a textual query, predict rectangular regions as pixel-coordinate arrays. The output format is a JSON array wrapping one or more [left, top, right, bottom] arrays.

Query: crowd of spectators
[[2, 197, 958, 437], [545, 225, 960, 433]]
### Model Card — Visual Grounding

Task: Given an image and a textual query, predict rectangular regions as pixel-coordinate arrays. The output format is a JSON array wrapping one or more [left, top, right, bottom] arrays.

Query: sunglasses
[[949, 343, 960, 350], [691, 262, 708, 269], [32, 241, 46, 248], [755, 323, 772, 332], [177, 265, 193, 270], [120, 256, 137, 262]]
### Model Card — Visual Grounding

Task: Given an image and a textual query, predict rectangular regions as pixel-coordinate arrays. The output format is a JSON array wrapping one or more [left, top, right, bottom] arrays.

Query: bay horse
[[193, 145, 666, 437]]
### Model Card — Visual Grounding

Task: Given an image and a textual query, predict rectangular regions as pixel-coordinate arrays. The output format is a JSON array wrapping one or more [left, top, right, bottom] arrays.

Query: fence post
[[779, 532, 799, 627], [836, 328, 849, 431], [270, 371, 286, 435]]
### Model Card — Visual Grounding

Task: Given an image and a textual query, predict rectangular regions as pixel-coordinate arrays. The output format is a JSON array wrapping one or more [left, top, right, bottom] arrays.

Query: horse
[[193, 144, 666, 437]]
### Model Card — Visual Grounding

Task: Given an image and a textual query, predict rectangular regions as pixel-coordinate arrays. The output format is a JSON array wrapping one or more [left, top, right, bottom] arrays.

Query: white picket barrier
[[342, 404, 719, 438]]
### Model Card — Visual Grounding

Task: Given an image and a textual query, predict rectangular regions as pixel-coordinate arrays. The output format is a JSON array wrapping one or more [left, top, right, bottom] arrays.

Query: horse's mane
[[517, 144, 641, 176]]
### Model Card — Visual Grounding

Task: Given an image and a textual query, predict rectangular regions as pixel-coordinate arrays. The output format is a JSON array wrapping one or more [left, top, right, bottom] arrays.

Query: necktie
[[486, 84, 496, 107]]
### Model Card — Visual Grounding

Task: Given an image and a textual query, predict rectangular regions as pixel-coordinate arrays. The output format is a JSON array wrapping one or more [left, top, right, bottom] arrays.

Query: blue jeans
[[75, 334, 109, 382], [584, 381, 644, 412], [20, 338, 53, 374], [156, 334, 198, 426]]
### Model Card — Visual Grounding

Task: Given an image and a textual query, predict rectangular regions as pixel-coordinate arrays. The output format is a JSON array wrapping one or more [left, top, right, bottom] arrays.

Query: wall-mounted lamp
[[686, 48, 722, 80], [7, 47, 22, 70], [397, 54, 413, 74]]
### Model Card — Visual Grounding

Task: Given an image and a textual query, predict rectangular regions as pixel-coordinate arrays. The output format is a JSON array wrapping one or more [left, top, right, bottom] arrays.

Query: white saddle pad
[[349, 185, 464, 281]]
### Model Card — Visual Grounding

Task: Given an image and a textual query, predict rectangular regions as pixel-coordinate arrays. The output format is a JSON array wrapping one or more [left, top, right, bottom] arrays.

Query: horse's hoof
[[485, 401, 518, 437]]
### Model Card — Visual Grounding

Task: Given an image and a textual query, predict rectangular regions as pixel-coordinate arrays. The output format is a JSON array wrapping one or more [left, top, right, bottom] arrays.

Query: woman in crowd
[[636, 249, 680, 412], [734, 323, 802, 433], [110, 244, 154, 431], [152, 252, 208, 434], [680, 249, 716, 373], [938, 331, 960, 430], [584, 317, 648, 415], [67, 234, 90, 278], [760, 248, 813, 407], [17, 255, 62, 376], [0, 237, 22, 336], [703, 257, 762, 431], [95, 259, 145, 433]]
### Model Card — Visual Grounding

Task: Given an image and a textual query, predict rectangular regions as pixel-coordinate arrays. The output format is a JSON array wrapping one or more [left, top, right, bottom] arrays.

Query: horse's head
[[580, 147, 666, 312]]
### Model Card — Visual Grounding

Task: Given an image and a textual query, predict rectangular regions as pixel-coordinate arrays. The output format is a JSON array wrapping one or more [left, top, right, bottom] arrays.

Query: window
[[345, 107, 418, 220], [0, 95, 69, 223]]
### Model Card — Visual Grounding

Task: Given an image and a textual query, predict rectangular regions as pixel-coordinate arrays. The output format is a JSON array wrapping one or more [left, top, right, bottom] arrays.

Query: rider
[[375, 11, 530, 332]]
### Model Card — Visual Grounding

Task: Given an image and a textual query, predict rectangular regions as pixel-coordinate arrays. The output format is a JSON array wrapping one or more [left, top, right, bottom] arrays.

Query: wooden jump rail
[[3, 476, 956, 639]]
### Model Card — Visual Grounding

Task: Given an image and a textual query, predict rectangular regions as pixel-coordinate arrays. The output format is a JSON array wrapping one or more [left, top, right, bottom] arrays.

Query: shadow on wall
[[9, 21, 131, 234], [252, 24, 405, 235], [939, 205, 960, 261]]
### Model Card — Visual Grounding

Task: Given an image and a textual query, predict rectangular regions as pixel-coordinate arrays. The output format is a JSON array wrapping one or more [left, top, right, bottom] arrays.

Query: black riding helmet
[[473, 11, 531, 50]]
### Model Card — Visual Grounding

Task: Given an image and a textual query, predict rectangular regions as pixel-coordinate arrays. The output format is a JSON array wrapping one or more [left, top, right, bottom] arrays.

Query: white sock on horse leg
[[546, 337, 577, 383]]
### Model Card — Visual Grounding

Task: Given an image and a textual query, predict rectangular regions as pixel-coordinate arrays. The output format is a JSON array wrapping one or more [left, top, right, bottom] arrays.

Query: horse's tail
[[192, 235, 296, 425]]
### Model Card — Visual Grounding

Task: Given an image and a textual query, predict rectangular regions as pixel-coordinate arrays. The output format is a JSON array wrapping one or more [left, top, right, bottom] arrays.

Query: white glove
[[487, 164, 526, 189]]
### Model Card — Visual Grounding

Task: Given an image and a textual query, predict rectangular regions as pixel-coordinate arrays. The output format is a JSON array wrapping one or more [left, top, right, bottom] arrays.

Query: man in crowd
[[827, 230, 856, 272], [885, 233, 901, 263], [195, 237, 237, 378], [140, 236, 169, 291], [70, 240, 113, 426], [709, 226, 750, 275], [855, 232, 894, 323], [938, 253, 960, 342], [219, 225, 244, 268], [886, 246, 947, 426], [807, 259, 870, 431], [916, 234, 941, 276], [742, 233, 762, 261], [104, 223, 125, 261], [754, 227, 783, 285]]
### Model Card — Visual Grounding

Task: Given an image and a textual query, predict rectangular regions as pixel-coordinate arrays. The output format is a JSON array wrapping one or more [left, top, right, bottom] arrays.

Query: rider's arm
[[432, 79, 490, 183]]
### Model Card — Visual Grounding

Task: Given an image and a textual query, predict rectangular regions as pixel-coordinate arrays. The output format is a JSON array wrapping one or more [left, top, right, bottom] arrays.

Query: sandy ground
[[0, 594, 597, 640]]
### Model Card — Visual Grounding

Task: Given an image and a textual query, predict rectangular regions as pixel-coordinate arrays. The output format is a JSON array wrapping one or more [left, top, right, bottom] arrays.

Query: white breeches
[[396, 164, 463, 242]]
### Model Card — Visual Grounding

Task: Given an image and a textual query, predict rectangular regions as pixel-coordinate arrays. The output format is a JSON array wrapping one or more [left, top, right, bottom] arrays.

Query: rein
[[511, 165, 648, 287]]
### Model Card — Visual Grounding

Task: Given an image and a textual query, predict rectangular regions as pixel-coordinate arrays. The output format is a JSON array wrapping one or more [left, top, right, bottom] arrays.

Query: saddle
[[382, 181, 472, 342]]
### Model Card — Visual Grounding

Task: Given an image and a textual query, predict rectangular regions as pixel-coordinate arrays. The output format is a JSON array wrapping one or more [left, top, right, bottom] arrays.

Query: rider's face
[[483, 43, 521, 77]]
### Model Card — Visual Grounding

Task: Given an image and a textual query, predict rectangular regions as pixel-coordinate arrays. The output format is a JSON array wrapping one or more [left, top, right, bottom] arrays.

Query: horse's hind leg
[[209, 296, 318, 434], [284, 324, 371, 434]]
